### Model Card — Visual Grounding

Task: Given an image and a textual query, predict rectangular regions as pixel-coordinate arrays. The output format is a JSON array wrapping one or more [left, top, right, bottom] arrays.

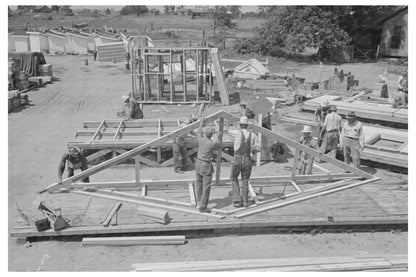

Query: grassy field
[[8, 13, 264, 39]]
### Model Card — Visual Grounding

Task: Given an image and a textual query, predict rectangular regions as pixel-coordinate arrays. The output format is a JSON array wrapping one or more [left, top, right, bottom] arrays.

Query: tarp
[[8, 52, 46, 76]]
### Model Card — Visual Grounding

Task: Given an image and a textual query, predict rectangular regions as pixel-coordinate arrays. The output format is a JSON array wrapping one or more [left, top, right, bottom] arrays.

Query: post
[[215, 117, 224, 185], [375, 44, 380, 60], [169, 49, 174, 102], [319, 62, 323, 83], [134, 156, 140, 186], [292, 149, 301, 180], [256, 114, 263, 167]]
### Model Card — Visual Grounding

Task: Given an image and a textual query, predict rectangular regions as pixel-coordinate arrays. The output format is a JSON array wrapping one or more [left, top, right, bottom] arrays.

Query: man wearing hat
[[340, 112, 365, 168], [229, 116, 260, 208], [58, 146, 90, 183], [314, 99, 331, 145], [298, 125, 318, 175], [320, 105, 342, 159], [117, 95, 143, 120], [195, 113, 220, 213]]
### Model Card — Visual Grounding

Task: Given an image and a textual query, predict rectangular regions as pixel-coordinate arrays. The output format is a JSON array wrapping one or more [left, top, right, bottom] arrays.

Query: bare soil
[[8, 55, 407, 271]]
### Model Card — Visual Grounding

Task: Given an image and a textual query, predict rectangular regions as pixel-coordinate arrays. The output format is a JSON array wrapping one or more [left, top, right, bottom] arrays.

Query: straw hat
[[301, 125, 312, 133], [321, 99, 330, 106], [346, 111, 356, 119], [121, 95, 129, 103], [237, 116, 249, 125], [68, 146, 81, 154]]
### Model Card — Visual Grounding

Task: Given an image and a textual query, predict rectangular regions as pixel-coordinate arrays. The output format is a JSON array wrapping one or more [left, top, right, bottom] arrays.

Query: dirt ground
[[8, 55, 407, 271]]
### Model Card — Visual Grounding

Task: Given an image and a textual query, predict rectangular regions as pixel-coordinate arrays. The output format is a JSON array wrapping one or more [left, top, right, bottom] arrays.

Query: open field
[[8, 54, 407, 271]]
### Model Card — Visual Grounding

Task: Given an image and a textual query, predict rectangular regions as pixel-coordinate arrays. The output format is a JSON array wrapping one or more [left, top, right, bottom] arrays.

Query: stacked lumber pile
[[242, 79, 289, 91], [8, 90, 28, 113], [302, 95, 408, 124], [82, 235, 186, 246], [96, 42, 126, 62], [131, 255, 407, 271]]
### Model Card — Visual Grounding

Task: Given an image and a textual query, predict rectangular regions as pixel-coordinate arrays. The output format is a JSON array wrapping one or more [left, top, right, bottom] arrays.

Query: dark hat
[[346, 111, 356, 119], [329, 105, 337, 111]]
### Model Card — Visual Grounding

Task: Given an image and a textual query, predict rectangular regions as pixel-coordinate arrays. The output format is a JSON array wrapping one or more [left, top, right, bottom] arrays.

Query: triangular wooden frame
[[40, 110, 373, 194]]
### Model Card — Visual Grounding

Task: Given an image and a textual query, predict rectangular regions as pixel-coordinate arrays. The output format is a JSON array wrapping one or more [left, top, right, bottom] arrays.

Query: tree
[[120, 6, 149, 16], [227, 5, 241, 18], [51, 5, 60, 13], [16, 5, 35, 13], [212, 6, 237, 37], [163, 5, 175, 14], [105, 8, 111, 15]]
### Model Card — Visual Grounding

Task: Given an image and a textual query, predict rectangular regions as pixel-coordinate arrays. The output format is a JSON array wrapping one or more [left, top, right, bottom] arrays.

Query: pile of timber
[[131, 255, 407, 271], [8, 90, 28, 113], [82, 235, 186, 246], [96, 42, 126, 62], [302, 95, 408, 124], [242, 79, 289, 91]]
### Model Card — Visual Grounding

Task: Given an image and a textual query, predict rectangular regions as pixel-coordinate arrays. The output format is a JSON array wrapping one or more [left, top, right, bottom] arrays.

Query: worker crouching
[[229, 116, 260, 208], [58, 146, 89, 183]]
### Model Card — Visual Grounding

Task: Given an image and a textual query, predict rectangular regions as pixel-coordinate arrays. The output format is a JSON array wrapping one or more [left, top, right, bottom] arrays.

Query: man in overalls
[[298, 125, 319, 175], [229, 116, 260, 208], [340, 111, 365, 168], [58, 146, 90, 183]]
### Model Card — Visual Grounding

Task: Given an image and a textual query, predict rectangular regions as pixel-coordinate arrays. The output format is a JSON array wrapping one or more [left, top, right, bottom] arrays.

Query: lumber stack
[[14, 71, 30, 91], [137, 206, 170, 224], [131, 255, 407, 271], [82, 235, 186, 246], [302, 95, 407, 124], [96, 42, 126, 62], [242, 79, 289, 91]]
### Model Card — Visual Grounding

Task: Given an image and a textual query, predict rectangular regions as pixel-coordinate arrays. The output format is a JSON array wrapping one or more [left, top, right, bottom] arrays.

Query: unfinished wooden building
[[130, 47, 229, 105]]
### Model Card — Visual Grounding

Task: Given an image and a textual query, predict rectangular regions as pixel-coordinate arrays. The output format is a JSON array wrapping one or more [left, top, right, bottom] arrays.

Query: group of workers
[[308, 99, 364, 173]]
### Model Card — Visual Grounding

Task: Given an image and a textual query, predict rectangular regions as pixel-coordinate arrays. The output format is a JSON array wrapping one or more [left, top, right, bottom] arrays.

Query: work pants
[[342, 137, 361, 168], [195, 159, 213, 210], [173, 144, 187, 172], [230, 154, 252, 205], [321, 131, 339, 159], [298, 159, 314, 175]]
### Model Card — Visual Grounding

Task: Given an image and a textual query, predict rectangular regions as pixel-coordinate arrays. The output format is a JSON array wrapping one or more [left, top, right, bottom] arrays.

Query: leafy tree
[[227, 5, 241, 18], [51, 5, 60, 13], [212, 6, 237, 37], [105, 8, 111, 15], [16, 5, 36, 12], [163, 6, 170, 14], [120, 6, 149, 16]]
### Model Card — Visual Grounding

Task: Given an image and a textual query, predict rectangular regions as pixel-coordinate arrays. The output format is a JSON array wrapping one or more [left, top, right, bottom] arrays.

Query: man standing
[[195, 114, 220, 213], [298, 125, 318, 175], [229, 116, 260, 208], [314, 99, 331, 145], [320, 105, 342, 159], [340, 112, 365, 169], [58, 146, 90, 183], [118, 95, 144, 120]]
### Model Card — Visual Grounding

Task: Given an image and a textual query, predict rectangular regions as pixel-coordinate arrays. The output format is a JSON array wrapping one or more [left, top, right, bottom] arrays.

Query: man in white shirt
[[320, 105, 342, 159], [340, 112, 365, 169], [229, 116, 260, 208]]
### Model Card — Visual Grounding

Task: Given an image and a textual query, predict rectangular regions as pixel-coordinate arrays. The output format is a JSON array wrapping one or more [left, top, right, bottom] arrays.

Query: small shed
[[233, 59, 270, 80], [379, 6, 408, 57], [11, 35, 31, 52], [47, 32, 67, 53]]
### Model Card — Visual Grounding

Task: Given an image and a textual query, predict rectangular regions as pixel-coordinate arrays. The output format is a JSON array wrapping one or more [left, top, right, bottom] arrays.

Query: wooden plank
[[215, 118, 224, 185], [90, 119, 105, 140], [141, 185, 147, 197], [101, 201, 123, 227], [157, 119, 162, 163], [82, 235, 185, 246], [188, 183, 196, 206], [291, 180, 302, 192], [113, 120, 124, 140], [137, 206, 170, 224], [210, 49, 229, 105], [234, 178, 379, 218], [134, 156, 140, 186], [291, 149, 301, 179], [346, 91, 367, 103], [312, 163, 330, 173], [72, 190, 225, 219], [85, 149, 112, 162], [84, 119, 179, 128]]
